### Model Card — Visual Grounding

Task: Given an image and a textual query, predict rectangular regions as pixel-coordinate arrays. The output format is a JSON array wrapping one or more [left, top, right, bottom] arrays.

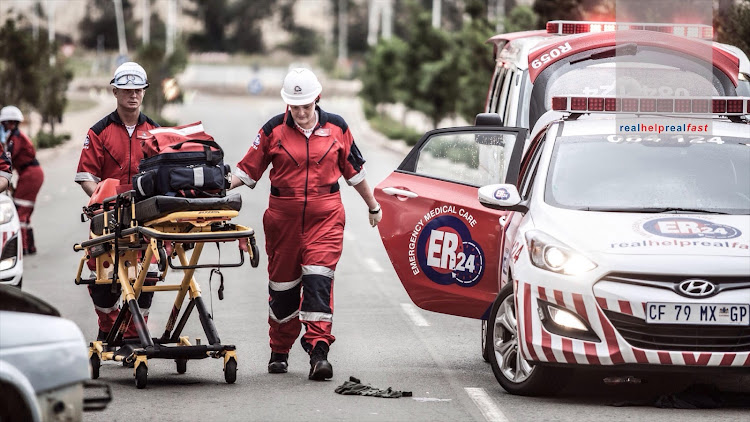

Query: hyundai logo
[[677, 279, 717, 298]]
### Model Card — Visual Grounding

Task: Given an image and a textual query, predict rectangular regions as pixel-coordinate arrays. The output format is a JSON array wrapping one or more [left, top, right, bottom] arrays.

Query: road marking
[[465, 388, 509, 422], [365, 257, 384, 273], [401, 303, 430, 327]]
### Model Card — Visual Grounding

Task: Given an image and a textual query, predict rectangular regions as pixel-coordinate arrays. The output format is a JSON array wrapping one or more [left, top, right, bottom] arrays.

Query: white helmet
[[0, 106, 24, 123], [110, 61, 149, 89], [280, 68, 322, 105]]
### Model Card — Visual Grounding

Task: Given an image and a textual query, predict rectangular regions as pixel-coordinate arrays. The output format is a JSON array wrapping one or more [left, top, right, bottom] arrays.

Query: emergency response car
[[485, 21, 750, 130], [374, 97, 750, 395], [0, 193, 22, 288]]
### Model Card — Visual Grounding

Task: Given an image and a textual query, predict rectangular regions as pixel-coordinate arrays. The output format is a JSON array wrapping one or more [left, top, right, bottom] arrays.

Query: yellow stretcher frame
[[74, 192, 259, 389]]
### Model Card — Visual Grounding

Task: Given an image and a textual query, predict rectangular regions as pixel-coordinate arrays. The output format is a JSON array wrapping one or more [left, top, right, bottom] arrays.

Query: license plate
[[646, 303, 749, 325]]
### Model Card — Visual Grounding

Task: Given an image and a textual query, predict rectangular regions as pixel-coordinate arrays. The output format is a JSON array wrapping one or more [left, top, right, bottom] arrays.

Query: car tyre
[[488, 282, 571, 396], [481, 320, 490, 362]]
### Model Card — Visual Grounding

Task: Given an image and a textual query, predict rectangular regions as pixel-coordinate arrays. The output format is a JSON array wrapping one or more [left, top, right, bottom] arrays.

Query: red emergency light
[[546, 20, 713, 39], [551, 96, 750, 115]]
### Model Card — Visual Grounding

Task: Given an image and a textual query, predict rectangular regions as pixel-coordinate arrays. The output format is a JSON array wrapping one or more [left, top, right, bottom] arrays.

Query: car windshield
[[545, 134, 750, 214]]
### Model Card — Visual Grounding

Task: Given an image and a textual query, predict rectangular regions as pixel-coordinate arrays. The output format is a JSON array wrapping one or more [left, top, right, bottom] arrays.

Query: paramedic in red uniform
[[0, 148, 12, 192], [0, 106, 43, 254], [74, 62, 159, 349], [230, 68, 383, 381]]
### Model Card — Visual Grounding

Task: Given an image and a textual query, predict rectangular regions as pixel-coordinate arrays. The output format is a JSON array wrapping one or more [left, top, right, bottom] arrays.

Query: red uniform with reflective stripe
[[6, 128, 43, 253], [75, 111, 159, 336], [75, 111, 159, 185], [236, 107, 366, 353]]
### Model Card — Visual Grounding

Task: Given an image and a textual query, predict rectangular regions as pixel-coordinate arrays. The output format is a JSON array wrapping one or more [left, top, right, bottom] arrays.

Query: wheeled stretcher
[[74, 190, 259, 389]]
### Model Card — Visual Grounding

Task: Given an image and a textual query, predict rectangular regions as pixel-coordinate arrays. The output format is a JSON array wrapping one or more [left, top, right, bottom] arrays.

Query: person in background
[[0, 105, 44, 255], [74, 62, 159, 354], [230, 68, 383, 381]]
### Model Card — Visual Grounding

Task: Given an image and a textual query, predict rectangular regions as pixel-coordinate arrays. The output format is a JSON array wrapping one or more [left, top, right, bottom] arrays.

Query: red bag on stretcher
[[138, 121, 221, 158]]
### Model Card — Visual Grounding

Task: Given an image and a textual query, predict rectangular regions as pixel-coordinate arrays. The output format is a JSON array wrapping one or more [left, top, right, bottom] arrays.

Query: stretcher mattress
[[89, 193, 243, 236]]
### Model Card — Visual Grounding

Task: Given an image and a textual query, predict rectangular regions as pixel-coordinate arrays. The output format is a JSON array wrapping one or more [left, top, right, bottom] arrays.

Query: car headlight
[[0, 201, 14, 224], [525, 230, 597, 275]]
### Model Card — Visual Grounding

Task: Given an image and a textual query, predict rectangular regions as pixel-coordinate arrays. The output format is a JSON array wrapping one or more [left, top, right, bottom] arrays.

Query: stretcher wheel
[[135, 364, 148, 389], [224, 357, 237, 384], [90, 354, 100, 379], [250, 243, 260, 268], [176, 358, 187, 374], [157, 247, 167, 272]]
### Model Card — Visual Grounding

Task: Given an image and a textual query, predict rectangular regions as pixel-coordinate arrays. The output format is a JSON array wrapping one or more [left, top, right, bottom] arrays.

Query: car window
[[503, 71, 520, 126], [415, 131, 519, 187], [519, 135, 545, 198], [546, 134, 750, 214], [489, 67, 508, 114]]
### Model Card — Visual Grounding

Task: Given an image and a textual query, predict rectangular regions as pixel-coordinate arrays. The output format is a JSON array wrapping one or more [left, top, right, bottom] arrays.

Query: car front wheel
[[488, 282, 570, 396]]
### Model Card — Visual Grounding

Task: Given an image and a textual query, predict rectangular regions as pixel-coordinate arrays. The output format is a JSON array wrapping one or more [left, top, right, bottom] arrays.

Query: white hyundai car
[[0, 193, 22, 288], [375, 96, 750, 396]]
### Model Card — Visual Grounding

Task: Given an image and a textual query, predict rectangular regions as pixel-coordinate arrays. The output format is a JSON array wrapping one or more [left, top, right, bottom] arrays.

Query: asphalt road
[[23, 85, 749, 421]]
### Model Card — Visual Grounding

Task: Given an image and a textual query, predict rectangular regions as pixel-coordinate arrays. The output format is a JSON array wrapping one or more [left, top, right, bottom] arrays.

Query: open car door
[[375, 126, 527, 319]]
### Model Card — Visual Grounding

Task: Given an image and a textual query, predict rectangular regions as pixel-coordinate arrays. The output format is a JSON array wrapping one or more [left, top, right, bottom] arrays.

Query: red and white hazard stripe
[[516, 280, 749, 368]]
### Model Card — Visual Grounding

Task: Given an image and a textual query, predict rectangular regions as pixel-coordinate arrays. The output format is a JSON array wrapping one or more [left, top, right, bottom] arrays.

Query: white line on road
[[465, 388, 509, 422], [364, 257, 384, 273], [400, 303, 430, 327]]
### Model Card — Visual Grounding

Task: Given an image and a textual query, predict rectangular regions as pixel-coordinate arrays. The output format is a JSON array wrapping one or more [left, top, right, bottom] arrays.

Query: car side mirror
[[478, 184, 528, 213]]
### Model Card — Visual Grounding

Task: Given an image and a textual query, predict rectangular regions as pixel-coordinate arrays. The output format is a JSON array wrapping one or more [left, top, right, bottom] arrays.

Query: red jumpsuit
[[75, 111, 159, 337], [5, 128, 44, 254], [235, 107, 366, 354]]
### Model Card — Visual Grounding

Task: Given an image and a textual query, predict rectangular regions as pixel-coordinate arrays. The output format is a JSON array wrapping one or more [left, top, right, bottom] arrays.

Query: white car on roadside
[[375, 96, 750, 395], [0, 193, 22, 288], [0, 284, 111, 420]]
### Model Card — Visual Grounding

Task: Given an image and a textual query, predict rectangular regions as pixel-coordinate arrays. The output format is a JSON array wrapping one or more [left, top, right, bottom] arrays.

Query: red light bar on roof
[[546, 20, 713, 39], [551, 96, 750, 115]]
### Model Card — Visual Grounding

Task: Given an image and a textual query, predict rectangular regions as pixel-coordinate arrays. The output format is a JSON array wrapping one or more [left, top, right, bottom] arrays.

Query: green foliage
[[79, 0, 137, 50], [533, 0, 584, 26], [0, 16, 43, 109], [359, 38, 408, 106], [504, 6, 539, 33], [136, 42, 188, 118], [184, 0, 230, 51], [34, 130, 71, 149], [716, 0, 750, 60], [455, 1, 495, 124], [368, 112, 423, 146], [0, 13, 73, 137], [360, 0, 496, 128]]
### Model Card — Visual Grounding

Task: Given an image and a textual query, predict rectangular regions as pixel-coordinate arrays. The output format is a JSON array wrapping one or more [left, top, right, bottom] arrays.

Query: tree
[[184, 0, 230, 51], [716, 0, 750, 59], [359, 37, 409, 108], [504, 5, 538, 33], [79, 0, 137, 50], [136, 42, 188, 125], [0, 16, 43, 110], [455, 0, 496, 123]]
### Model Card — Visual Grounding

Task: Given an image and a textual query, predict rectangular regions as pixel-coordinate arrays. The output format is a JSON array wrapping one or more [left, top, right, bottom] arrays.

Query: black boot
[[26, 228, 36, 255], [268, 352, 289, 374], [308, 342, 333, 381]]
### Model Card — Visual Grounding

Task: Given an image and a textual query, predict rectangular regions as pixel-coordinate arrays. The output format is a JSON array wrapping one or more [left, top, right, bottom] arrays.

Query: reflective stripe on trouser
[[14, 166, 43, 252], [264, 194, 343, 354]]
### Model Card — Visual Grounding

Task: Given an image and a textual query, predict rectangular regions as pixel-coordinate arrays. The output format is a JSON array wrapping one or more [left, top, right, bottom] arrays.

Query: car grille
[[601, 273, 750, 297], [0, 235, 18, 261], [604, 310, 750, 352]]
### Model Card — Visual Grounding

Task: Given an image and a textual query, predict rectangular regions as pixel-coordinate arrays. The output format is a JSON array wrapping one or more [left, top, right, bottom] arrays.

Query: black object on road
[[335, 376, 413, 398]]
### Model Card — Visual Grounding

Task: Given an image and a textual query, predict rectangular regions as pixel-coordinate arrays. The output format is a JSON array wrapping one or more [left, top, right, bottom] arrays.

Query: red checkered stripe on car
[[516, 281, 750, 367]]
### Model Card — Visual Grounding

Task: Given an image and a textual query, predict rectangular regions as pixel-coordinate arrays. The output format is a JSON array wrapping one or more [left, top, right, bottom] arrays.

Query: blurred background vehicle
[[0, 193, 23, 288]]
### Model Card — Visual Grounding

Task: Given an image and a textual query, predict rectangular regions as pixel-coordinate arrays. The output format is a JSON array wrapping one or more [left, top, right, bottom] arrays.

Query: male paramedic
[[74, 62, 160, 351], [0, 105, 44, 255], [230, 68, 383, 381]]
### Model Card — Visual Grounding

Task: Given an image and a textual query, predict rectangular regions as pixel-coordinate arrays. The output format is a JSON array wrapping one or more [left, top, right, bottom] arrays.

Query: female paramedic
[[230, 68, 382, 381], [0, 106, 44, 255]]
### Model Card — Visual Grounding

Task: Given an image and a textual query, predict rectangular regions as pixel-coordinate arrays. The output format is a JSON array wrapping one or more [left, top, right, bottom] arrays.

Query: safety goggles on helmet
[[111, 69, 149, 89]]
